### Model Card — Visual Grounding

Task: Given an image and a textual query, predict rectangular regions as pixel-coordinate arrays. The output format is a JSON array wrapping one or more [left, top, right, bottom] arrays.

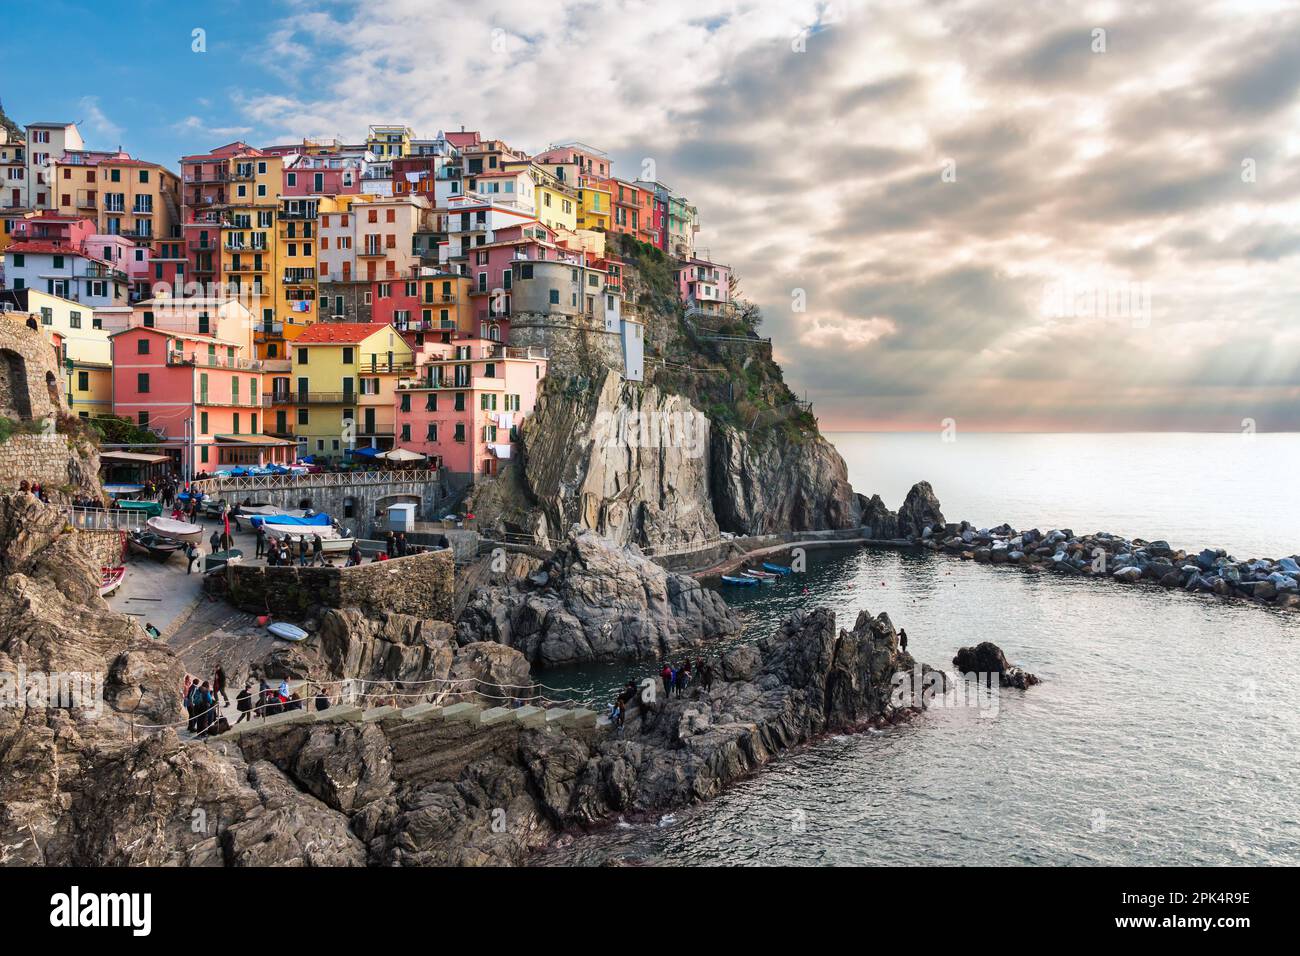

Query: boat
[[248, 512, 330, 529], [268, 621, 309, 642], [146, 516, 205, 544], [99, 566, 125, 597], [762, 562, 794, 575], [117, 499, 162, 518], [127, 530, 186, 562], [260, 522, 343, 540], [740, 568, 778, 580], [321, 537, 356, 554], [721, 574, 760, 586]]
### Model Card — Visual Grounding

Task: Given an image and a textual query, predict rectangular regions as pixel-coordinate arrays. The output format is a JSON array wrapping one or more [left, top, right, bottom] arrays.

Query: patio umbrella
[[379, 447, 427, 462]]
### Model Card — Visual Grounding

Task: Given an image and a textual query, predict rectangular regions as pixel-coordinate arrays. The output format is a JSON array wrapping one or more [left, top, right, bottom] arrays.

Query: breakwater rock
[[953, 642, 1041, 689], [860, 484, 1300, 610], [458, 528, 739, 666]]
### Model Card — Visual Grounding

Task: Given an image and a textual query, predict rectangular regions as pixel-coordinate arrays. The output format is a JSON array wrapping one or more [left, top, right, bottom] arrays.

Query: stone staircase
[[212, 698, 600, 741]]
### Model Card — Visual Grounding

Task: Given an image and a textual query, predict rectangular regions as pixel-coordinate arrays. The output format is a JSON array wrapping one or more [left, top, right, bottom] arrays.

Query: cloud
[[221, 0, 1300, 431], [76, 96, 123, 147]]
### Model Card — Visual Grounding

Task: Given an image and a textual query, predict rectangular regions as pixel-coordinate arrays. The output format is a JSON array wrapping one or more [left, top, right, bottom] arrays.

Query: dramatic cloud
[[222, 0, 1300, 431]]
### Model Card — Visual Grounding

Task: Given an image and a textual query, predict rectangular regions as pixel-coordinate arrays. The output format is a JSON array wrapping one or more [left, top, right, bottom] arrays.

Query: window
[[40, 307, 52, 325], [69, 311, 81, 329], [77, 371, 89, 391], [138, 410, 149, 426], [200, 412, 208, 433], [297, 348, 308, 364], [137, 373, 150, 393], [342, 347, 354, 364], [454, 392, 465, 411], [425, 422, 437, 442], [425, 393, 437, 412], [137, 338, 150, 354], [549, 289, 560, 305], [399, 393, 410, 412], [298, 408, 309, 425], [400, 423, 411, 441]]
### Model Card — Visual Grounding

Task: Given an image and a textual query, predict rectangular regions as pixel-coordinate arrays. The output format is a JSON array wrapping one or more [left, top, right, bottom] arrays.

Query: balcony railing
[[294, 391, 357, 405], [167, 352, 263, 371]]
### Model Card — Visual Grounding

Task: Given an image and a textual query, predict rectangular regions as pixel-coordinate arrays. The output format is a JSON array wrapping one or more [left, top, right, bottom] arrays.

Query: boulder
[[896, 481, 945, 541]]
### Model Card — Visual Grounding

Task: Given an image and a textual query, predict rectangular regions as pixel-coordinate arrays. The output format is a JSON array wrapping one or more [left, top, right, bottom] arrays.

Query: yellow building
[[366, 125, 413, 160], [290, 321, 414, 460], [577, 177, 612, 231], [52, 152, 180, 243], [534, 181, 578, 233], [219, 152, 284, 354], [1, 287, 113, 417]]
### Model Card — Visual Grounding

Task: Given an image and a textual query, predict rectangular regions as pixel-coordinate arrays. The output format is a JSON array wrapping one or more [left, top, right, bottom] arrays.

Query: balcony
[[167, 352, 263, 371], [358, 244, 385, 258], [294, 392, 357, 405], [184, 168, 232, 183], [283, 269, 317, 284], [262, 392, 294, 407]]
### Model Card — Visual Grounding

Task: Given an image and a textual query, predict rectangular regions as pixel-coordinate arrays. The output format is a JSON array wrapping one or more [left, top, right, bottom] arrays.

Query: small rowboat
[[721, 574, 760, 586], [741, 568, 778, 580], [99, 566, 125, 597], [762, 562, 794, 575], [268, 621, 309, 642], [146, 516, 205, 544], [128, 530, 185, 561]]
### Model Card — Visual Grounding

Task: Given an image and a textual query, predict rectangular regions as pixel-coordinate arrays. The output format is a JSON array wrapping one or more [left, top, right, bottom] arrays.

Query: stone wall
[[223, 548, 455, 622], [0, 318, 64, 422], [508, 312, 625, 379], [73, 527, 127, 568], [0, 433, 101, 500]]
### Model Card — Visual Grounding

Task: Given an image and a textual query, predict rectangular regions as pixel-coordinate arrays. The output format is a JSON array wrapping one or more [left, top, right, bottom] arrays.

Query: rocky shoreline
[[860, 482, 1300, 612]]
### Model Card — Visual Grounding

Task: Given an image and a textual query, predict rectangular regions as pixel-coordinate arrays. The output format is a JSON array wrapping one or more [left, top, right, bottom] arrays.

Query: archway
[[0, 349, 33, 420]]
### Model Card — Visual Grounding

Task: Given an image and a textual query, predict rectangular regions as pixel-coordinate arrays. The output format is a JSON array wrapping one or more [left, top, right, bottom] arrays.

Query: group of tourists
[[17, 480, 51, 503], [606, 656, 719, 730], [258, 529, 329, 567], [184, 664, 336, 735], [183, 664, 230, 737]]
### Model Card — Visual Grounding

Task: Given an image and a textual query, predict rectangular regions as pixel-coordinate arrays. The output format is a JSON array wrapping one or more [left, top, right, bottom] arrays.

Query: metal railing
[[191, 468, 440, 496], [67, 507, 147, 532]]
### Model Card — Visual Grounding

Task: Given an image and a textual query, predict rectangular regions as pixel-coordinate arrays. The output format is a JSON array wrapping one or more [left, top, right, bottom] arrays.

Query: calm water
[[533, 433, 1300, 866], [827, 432, 1300, 559]]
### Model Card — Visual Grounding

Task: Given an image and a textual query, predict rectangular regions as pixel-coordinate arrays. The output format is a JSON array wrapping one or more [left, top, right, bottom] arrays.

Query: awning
[[379, 447, 426, 462], [214, 434, 297, 446], [100, 451, 171, 464], [347, 446, 382, 458]]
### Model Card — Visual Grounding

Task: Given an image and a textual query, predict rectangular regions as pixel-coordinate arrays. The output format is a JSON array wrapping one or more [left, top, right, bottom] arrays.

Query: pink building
[[393, 338, 547, 477], [110, 325, 292, 475], [282, 153, 363, 196], [677, 254, 731, 316]]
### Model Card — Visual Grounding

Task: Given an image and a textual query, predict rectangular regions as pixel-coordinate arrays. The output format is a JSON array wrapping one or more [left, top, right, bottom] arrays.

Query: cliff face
[[515, 370, 720, 551], [711, 423, 861, 535]]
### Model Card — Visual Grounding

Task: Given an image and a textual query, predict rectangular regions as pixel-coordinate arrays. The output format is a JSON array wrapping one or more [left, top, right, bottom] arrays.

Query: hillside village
[[0, 110, 739, 488]]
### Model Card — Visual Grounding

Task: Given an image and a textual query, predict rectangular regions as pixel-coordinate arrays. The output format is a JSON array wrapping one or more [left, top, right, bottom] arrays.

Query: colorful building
[[289, 322, 414, 460], [393, 338, 547, 477], [25, 122, 84, 210], [109, 324, 288, 474], [51, 150, 181, 248]]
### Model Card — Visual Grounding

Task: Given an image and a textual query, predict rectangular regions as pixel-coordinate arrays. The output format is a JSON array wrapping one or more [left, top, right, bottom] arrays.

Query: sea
[[531, 433, 1300, 866]]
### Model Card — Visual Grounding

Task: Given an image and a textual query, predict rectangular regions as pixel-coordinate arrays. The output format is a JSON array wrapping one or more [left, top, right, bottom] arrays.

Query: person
[[235, 683, 253, 724], [255, 525, 266, 558], [374, 551, 388, 562], [346, 541, 362, 567], [395, 533, 408, 557], [25, 315, 38, 331], [186, 542, 201, 575], [144, 622, 162, 640], [315, 685, 331, 712], [278, 541, 290, 565], [385, 531, 396, 558], [220, 529, 233, 552], [214, 664, 230, 706], [661, 662, 673, 697], [184, 678, 199, 732], [209, 530, 221, 554], [195, 682, 216, 736], [701, 661, 714, 691], [899, 628, 908, 652], [609, 696, 625, 730], [278, 678, 291, 702], [298, 536, 309, 567], [312, 533, 324, 566]]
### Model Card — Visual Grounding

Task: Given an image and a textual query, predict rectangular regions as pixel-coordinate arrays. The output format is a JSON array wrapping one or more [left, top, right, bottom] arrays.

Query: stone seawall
[[221, 548, 455, 621]]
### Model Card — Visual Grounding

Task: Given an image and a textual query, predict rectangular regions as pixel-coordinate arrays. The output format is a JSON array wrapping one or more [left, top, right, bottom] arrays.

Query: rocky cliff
[[471, 237, 863, 551], [458, 528, 738, 666]]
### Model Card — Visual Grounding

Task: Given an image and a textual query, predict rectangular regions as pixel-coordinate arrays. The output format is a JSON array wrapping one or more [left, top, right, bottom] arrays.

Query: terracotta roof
[[6, 240, 95, 257], [293, 322, 392, 344]]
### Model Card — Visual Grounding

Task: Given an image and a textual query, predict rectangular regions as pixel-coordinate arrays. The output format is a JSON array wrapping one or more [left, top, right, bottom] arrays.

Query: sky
[[4, 0, 1300, 432]]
